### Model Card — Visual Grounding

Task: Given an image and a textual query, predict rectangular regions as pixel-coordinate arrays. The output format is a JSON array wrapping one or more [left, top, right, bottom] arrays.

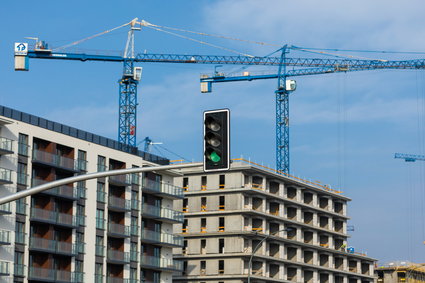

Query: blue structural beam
[[28, 51, 425, 69], [394, 153, 425, 162]]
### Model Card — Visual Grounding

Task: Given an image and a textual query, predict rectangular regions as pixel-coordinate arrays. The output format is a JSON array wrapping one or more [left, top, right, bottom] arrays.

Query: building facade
[[376, 262, 425, 282], [0, 105, 184, 283], [173, 162, 376, 283]]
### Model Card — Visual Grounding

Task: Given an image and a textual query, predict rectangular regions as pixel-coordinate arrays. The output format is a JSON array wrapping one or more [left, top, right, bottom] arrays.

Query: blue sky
[[2, 0, 425, 263]]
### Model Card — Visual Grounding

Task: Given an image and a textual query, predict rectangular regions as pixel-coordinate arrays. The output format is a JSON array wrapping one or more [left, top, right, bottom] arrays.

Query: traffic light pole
[[0, 162, 201, 205]]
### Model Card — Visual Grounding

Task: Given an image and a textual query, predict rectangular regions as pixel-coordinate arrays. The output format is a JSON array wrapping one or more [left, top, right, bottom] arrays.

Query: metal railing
[[141, 229, 183, 246], [30, 207, 85, 227], [32, 178, 78, 199], [0, 137, 13, 152], [109, 173, 131, 185], [0, 167, 12, 183], [142, 203, 161, 217], [29, 267, 84, 282], [32, 149, 77, 171], [0, 230, 10, 244], [108, 223, 131, 237], [107, 250, 130, 263], [142, 178, 184, 198], [161, 207, 184, 222], [109, 196, 131, 210]]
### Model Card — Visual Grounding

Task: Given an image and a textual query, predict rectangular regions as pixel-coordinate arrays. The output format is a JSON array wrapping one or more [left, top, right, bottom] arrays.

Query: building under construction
[[173, 161, 376, 283], [376, 262, 425, 282]]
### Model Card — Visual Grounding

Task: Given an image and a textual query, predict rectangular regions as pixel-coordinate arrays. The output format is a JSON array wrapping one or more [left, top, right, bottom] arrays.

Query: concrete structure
[[376, 261, 425, 282], [173, 161, 376, 283], [0, 105, 184, 283]]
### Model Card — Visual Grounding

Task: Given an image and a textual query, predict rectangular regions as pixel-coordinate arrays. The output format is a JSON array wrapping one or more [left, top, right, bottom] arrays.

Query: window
[[97, 155, 106, 172], [200, 261, 206, 274], [182, 219, 188, 233], [18, 133, 29, 156], [183, 198, 188, 213], [201, 218, 206, 233], [201, 239, 206, 254], [219, 238, 224, 254], [183, 177, 189, 191], [201, 176, 207, 190], [97, 182, 106, 203], [218, 260, 224, 274], [219, 175, 225, 189], [96, 209, 104, 229], [219, 217, 225, 232], [219, 196, 225, 210], [15, 222, 25, 244], [77, 150, 87, 171], [201, 197, 207, 211], [17, 162, 27, 185]]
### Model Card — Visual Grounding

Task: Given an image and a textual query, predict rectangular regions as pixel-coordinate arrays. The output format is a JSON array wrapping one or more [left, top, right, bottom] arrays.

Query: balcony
[[107, 249, 130, 264], [29, 267, 84, 282], [160, 232, 183, 247], [0, 203, 11, 214], [14, 264, 26, 277], [0, 137, 13, 154], [0, 261, 10, 276], [0, 230, 11, 245], [32, 178, 79, 200], [15, 231, 26, 245], [140, 229, 183, 247], [29, 237, 77, 255], [142, 178, 184, 199], [32, 149, 78, 172], [109, 174, 131, 186], [141, 204, 182, 223], [106, 277, 132, 283], [108, 196, 131, 211], [140, 255, 183, 271], [108, 223, 131, 238], [30, 207, 85, 227], [0, 167, 12, 184]]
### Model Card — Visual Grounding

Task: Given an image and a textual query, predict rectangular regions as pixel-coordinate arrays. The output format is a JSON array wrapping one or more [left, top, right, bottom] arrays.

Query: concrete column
[[328, 217, 333, 231], [328, 273, 334, 283], [356, 260, 361, 274], [327, 198, 332, 211], [329, 236, 334, 249], [296, 267, 303, 282], [343, 257, 348, 271], [312, 193, 318, 208], [296, 207, 301, 222], [296, 188, 301, 202], [313, 212, 318, 226], [279, 182, 285, 197], [329, 254, 334, 269], [296, 227, 302, 242], [313, 250, 318, 265], [312, 270, 319, 282], [296, 247, 302, 262], [342, 275, 348, 283], [368, 262, 374, 276]]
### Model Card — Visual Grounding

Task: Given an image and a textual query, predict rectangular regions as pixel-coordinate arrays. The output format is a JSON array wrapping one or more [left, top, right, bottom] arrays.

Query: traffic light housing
[[203, 109, 230, 172]]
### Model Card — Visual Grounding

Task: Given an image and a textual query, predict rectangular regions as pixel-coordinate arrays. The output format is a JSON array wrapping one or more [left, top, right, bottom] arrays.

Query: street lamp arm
[[0, 162, 202, 205]]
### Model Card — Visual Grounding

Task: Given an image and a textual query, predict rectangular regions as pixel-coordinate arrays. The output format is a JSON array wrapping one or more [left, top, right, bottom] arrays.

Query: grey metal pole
[[247, 228, 290, 283], [0, 162, 202, 205]]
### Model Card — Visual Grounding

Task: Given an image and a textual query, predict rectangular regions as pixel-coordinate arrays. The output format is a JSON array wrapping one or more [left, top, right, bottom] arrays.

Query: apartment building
[[0, 105, 184, 283], [173, 161, 376, 283], [376, 261, 425, 282]]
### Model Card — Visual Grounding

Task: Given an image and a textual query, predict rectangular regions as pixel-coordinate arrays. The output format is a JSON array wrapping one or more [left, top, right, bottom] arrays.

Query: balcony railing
[[142, 178, 184, 198], [14, 264, 25, 277], [161, 232, 183, 246], [97, 164, 107, 172], [0, 167, 12, 183], [131, 173, 140, 185], [0, 137, 13, 153], [141, 229, 161, 243], [76, 159, 87, 171], [32, 178, 79, 200], [17, 172, 28, 186], [130, 251, 139, 262], [161, 207, 184, 223], [29, 267, 84, 282], [109, 174, 131, 185], [0, 261, 10, 275], [0, 203, 11, 214], [29, 237, 76, 255], [95, 274, 104, 283], [18, 142, 29, 156], [106, 277, 132, 283], [76, 242, 85, 254], [131, 225, 139, 236], [30, 207, 84, 227], [32, 149, 78, 171], [108, 196, 131, 211], [140, 255, 183, 271], [107, 250, 130, 263], [142, 203, 161, 217], [131, 199, 139, 210], [0, 230, 11, 245], [15, 232, 26, 245], [140, 229, 183, 247], [108, 223, 131, 237]]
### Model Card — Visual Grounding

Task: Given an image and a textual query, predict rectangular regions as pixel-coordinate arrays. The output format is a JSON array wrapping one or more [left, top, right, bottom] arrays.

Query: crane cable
[[416, 70, 425, 243], [53, 21, 133, 51], [144, 22, 281, 47], [143, 24, 255, 58]]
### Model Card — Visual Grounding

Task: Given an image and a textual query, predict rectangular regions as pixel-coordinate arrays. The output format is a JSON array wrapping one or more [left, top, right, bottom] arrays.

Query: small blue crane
[[394, 153, 425, 162]]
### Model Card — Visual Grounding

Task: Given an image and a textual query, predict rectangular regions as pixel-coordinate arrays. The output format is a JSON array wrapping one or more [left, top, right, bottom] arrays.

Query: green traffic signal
[[209, 151, 221, 163]]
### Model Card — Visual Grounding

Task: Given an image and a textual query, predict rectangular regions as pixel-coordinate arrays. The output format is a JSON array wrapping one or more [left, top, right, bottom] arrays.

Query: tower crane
[[14, 19, 425, 174], [395, 153, 425, 162]]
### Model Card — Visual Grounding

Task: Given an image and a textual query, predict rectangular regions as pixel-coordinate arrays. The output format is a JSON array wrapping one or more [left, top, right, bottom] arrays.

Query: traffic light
[[203, 109, 230, 172]]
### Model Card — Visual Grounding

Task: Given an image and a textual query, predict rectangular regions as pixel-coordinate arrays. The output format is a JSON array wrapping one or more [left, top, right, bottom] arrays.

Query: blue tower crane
[[13, 21, 425, 171], [395, 153, 425, 162]]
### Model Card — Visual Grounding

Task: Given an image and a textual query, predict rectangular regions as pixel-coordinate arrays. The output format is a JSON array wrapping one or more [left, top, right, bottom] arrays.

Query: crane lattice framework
[[395, 153, 425, 162], [14, 21, 425, 173]]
